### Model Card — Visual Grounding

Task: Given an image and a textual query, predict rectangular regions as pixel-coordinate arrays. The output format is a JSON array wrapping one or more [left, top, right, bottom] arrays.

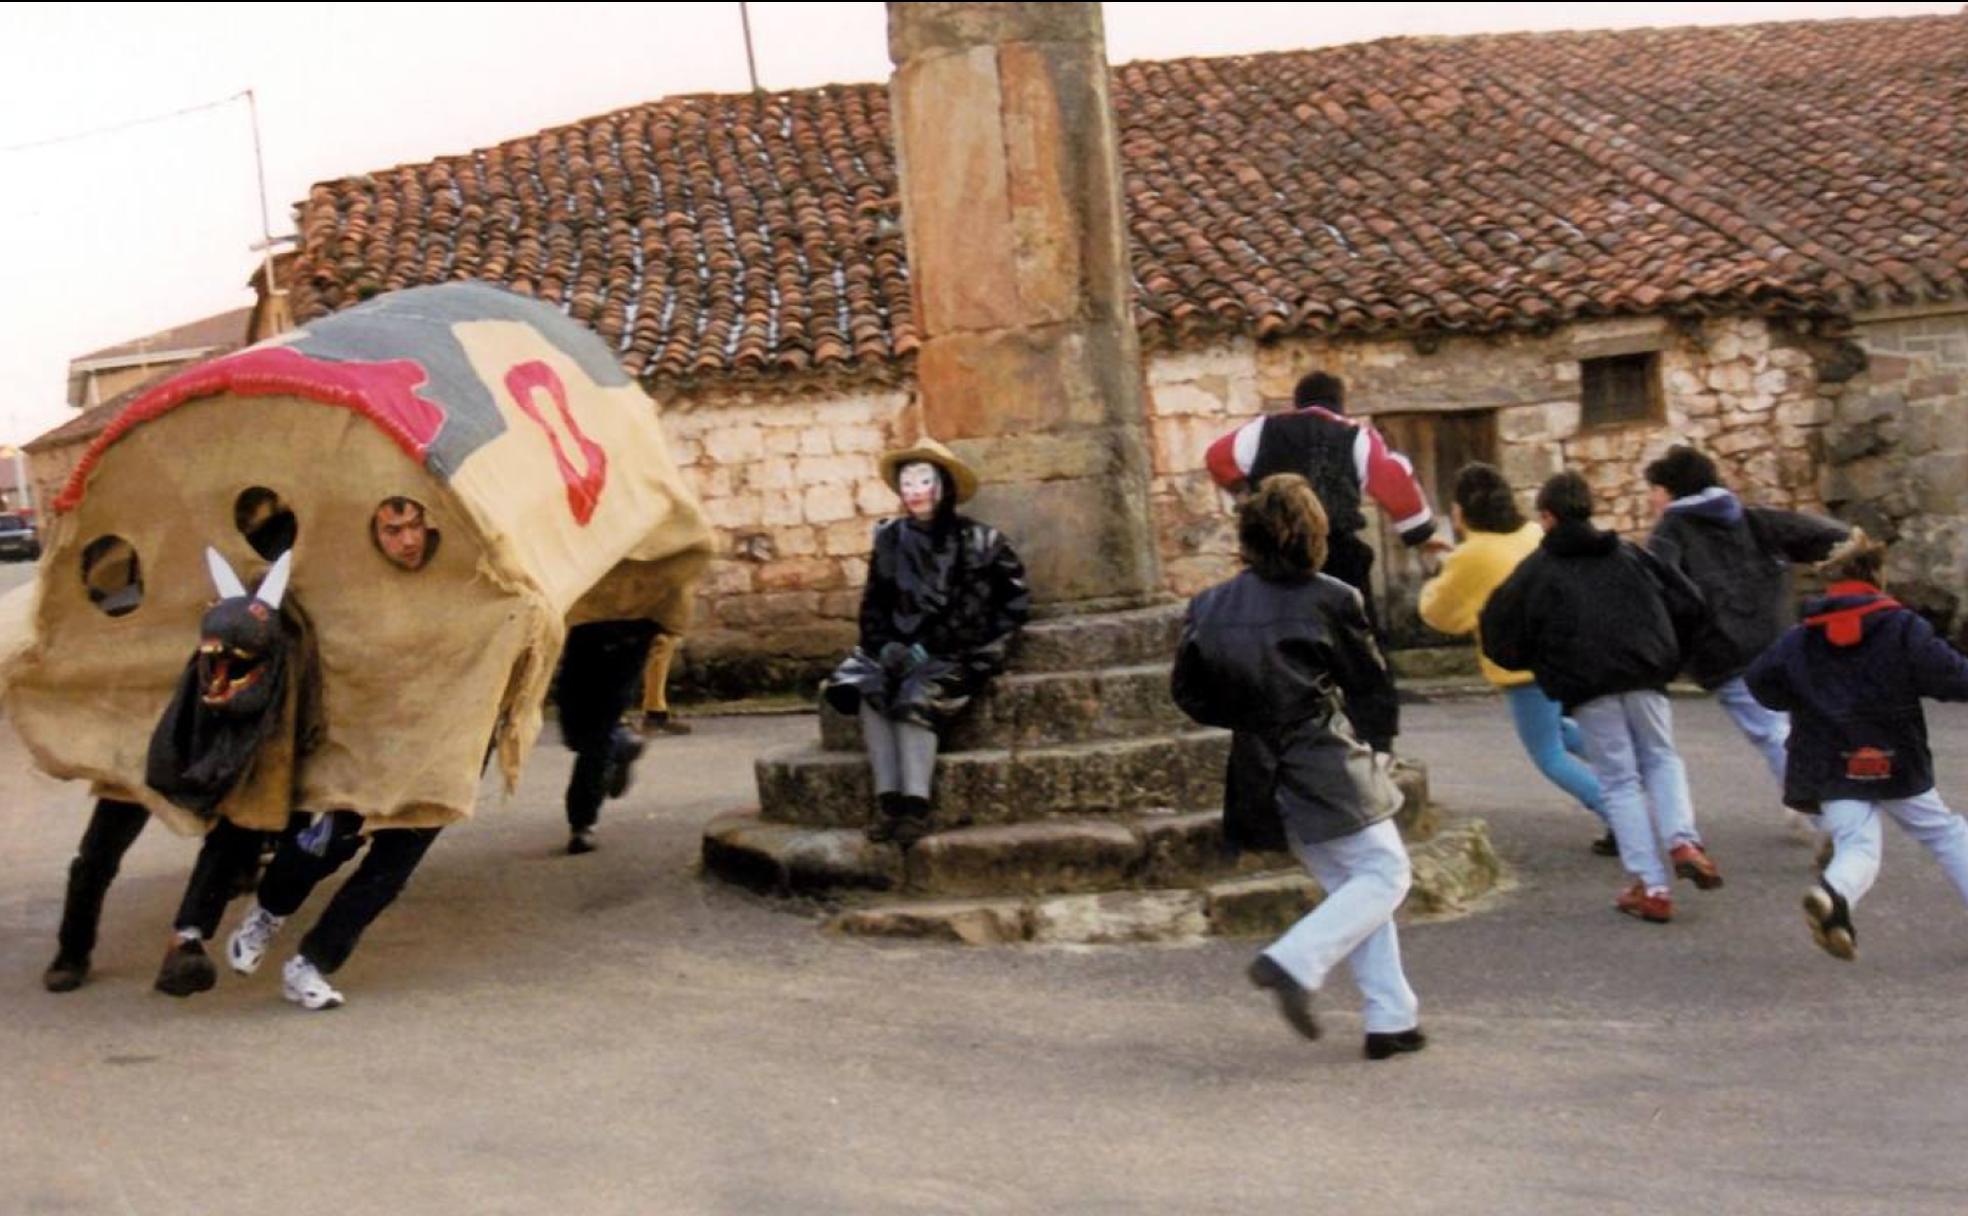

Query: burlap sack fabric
[[2, 283, 712, 835]]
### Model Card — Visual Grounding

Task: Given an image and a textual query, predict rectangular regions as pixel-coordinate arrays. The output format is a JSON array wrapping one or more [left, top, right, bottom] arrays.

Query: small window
[[234, 487, 298, 560], [81, 535, 143, 617], [1580, 352, 1661, 429]]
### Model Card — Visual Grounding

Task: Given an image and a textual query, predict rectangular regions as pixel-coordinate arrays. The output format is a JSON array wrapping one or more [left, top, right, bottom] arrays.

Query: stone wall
[[661, 386, 912, 697], [1138, 316, 1835, 639], [1249, 314, 1829, 530], [1820, 308, 1968, 643]]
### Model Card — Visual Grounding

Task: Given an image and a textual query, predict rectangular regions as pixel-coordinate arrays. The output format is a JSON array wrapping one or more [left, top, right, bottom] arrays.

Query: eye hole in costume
[[80, 535, 143, 618], [371, 496, 439, 571], [234, 486, 298, 561]]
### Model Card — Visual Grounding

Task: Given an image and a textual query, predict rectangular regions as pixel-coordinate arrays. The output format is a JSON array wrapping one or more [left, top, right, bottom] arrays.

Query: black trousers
[[1322, 533, 1378, 633], [257, 811, 441, 975], [557, 620, 658, 830], [57, 799, 265, 960]]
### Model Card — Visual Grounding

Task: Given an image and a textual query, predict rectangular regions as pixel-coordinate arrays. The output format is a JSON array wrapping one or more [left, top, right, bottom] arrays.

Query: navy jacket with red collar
[[1745, 582, 1968, 806]]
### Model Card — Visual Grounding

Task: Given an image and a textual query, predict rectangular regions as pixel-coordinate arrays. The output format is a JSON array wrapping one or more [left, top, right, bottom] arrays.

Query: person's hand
[[1419, 535, 1455, 556]]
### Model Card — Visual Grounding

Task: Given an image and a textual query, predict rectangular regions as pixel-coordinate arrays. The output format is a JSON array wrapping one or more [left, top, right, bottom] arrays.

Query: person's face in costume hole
[[375, 502, 430, 569], [898, 461, 942, 522]]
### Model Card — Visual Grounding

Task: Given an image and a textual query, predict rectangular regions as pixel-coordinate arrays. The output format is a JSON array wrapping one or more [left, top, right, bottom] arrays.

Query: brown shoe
[[1670, 842, 1725, 890], [1615, 881, 1673, 923]]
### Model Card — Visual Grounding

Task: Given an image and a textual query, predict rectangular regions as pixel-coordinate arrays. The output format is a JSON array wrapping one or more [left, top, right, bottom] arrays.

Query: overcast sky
[[0, 1, 1955, 450]]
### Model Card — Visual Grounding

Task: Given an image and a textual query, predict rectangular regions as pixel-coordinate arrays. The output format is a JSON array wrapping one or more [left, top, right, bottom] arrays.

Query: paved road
[[0, 557, 38, 597], [4, 698, 1967, 1215]]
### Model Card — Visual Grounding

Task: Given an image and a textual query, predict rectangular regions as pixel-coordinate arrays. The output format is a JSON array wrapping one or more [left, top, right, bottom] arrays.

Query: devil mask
[[145, 548, 296, 817]]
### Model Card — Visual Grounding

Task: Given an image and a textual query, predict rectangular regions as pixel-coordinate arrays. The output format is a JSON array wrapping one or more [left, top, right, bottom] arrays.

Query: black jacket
[[1480, 519, 1706, 712], [1172, 570, 1399, 851], [1646, 489, 1848, 688], [823, 515, 1031, 728], [1746, 582, 1968, 807]]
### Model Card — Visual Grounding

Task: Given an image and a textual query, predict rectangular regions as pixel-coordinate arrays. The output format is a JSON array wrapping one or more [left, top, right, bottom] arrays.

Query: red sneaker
[[1615, 881, 1673, 923], [1670, 842, 1725, 890]]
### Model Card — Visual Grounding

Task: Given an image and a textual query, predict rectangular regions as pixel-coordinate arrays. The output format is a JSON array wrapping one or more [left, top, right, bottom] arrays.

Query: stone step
[[703, 809, 1285, 899], [1006, 604, 1187, 674], [822, 819, 1504, 945], [755, 730, 1233, 829], [704, 781, 1440, 902], [817, 663, 1188, 752], [759, 733, 1434, 838]]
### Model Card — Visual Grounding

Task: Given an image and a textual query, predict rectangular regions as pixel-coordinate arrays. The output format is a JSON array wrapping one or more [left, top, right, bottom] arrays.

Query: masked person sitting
[[821, 439, 1030, 847]]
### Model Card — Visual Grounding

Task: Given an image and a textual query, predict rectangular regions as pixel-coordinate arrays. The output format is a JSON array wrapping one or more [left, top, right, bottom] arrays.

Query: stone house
[[27, 257, 294, 517], [273, 12, 1966, 687], [27, 306, 254, 516]]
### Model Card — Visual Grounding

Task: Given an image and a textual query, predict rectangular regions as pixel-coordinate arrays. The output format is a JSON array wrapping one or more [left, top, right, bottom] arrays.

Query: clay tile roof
[[289, 13, 1968, 394]]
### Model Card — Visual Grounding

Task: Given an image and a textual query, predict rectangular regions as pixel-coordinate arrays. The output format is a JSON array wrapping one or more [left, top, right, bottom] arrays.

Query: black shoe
[[1364, 1028, 1428, 1060], [1247, 955, 1321, 1042], [1591, 831, 1619, 857], [1802, 881, 1857, 961], [567, 828, 599, 856], [865, 793, 904, 844], [601, 726, 645, 800], [643, 711, 693, 737], [153, 938, 218, 997], [43, 953, 89, 993], [891, 795, 934, 848]]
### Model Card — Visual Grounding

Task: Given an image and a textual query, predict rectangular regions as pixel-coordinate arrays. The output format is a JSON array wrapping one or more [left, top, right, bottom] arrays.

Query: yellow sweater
[[1418, 522, 1543, 687]]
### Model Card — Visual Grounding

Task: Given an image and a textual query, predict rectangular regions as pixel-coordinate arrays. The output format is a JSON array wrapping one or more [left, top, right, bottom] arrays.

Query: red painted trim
[[54, 346, 444, 513]]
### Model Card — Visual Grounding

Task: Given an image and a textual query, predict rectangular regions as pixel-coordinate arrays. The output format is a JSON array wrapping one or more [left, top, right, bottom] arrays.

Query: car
[[0, 512, 40, 561]]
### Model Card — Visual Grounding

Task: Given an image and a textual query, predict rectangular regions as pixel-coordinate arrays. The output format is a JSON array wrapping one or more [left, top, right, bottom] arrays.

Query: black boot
[[892, 796, 934, 848], [865, 793, 904, 843], [45, 856, 113, 993], [602, 724, 646, 800], [43, 952, 90, 993], [154, 937, 218, 997]]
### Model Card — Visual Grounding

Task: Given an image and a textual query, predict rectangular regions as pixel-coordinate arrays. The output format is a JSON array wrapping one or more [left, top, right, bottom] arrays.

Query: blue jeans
[[1503, 684, 1606, 820], [1262, 818, 1419, 1034], [1573, 691, 1700, 891], [1821, 788, 1968, 910], [1713, 676, 1789, 788]]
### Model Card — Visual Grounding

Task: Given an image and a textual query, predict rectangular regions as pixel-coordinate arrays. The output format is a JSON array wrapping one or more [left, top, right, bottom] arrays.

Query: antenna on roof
[[739, 2, 763, 93]]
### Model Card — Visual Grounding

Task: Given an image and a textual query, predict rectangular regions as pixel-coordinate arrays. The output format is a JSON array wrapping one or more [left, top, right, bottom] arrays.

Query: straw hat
[[877, 437, 979, 504]]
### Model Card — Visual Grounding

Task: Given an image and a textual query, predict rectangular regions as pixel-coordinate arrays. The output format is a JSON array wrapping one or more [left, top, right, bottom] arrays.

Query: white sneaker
[[281, 955, 344, 1011], [1787, 810, 1822, 846], [226, 903, 286, 975]]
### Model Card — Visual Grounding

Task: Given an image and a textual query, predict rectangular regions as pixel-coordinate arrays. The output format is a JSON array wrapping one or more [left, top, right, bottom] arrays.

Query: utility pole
[[739, 2, 762, 93]]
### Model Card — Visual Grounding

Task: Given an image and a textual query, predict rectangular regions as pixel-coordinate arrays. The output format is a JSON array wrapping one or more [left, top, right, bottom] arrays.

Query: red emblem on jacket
[[1845, 747, 1894, 780]]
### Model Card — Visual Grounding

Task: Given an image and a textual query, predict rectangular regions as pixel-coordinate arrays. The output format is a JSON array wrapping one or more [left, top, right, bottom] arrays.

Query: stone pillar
[[887, 2, 1161, 610]]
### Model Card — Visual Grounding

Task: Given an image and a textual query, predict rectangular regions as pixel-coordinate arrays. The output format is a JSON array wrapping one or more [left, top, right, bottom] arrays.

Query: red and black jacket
[[1745, 582, 1968, 806]]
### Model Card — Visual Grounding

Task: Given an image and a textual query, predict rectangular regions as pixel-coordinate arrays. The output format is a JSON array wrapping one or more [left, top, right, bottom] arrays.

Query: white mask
[[898, 461, 942, 522]]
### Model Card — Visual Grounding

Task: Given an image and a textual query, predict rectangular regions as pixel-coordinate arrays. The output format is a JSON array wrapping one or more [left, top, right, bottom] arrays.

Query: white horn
[[254, 550, 293, 610], [205, 547, 248, 600]]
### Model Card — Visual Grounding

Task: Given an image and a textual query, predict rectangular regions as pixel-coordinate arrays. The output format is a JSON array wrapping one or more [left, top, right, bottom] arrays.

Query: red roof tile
[[288, 13, 1967, 392]]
